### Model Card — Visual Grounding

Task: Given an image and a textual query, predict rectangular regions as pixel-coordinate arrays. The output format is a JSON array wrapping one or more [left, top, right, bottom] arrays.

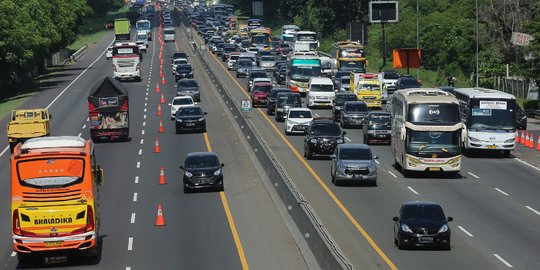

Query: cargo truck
[[88, 77, 129, 141], [114, 18, 131, 40], [7, 109, 51, 153], [350, 73, 382, 109]]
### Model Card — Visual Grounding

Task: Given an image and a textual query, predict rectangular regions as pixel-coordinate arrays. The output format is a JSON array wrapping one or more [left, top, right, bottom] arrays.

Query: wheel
[[184, 187, 191, 193], [305, 147, 313, 160], [443, 241, 451, 250], [284, 129, 289, 135], [17, 252, 32, 263], [402, 169, 412, 178], [331, 171, 336, 184], [364, 135, 369, 145], [502, 150, 511, 158], [175, 128, 180, 134], [397, 237, 405, 250]]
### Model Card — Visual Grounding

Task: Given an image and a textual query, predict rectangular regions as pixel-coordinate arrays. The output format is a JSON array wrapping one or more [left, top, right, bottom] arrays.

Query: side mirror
[[393, 216, 399, 221], [447, 217, 453, 222], [179, 165, 184, 170], [204, 112, 208, 115], [373, 155, 379, 159], [342, 131, 347, 136], [95, 165, 104, 185], [221, 163, 225, 167], [168, 103, 172, 106], [400, 127, 406, 141]]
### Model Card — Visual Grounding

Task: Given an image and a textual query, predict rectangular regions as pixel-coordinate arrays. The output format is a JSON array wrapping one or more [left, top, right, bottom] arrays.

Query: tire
[[443, 241, 451, 251], [17, 252, 32, 263], [305, 147, 313, 160], [236, 74, 239, 78], [184, 187, 191, 193], [502, 150, 511, 158]]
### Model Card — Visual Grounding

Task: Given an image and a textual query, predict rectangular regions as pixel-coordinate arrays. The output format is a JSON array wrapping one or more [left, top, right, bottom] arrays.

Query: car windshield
[[344, 103, 368, 112], [340, 77, 350, 84], [178, 80, 197, 87], [176, 65, 192, 72], [289, 110, 312, 118], [310, 123, 341, 136], [224, 47, 236, 52], [251, 73, 267, 79], [185, 155, 219, 169], [173, 98, 193, 105], [261, 56, 274, 61], [238, 60, 252, 66], [253, 85, 272, 93], [278, 95, 301, 105], [402, 205, 446, 220], [384, 72, 400, 79], [174, 59, 188, 65], [339, 148, 372, 160], [310, 84, 334, 92], [176, 107, 203, 116]]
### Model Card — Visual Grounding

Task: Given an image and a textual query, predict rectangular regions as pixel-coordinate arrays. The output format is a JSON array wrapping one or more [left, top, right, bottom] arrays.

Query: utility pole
[[416, 0, 420, 80], [475, 0, 479, 87]]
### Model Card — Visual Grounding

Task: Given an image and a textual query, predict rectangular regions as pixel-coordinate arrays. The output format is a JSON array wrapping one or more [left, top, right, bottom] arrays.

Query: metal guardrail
[[70, 44, 89, 63], [175, 9, 354, 270]]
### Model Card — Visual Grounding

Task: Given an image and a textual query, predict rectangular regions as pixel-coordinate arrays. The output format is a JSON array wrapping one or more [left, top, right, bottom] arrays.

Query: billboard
[[369, 1, 399, 23]]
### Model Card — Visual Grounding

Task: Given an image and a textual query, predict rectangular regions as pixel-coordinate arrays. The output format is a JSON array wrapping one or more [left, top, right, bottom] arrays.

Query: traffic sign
[[511, 32, 533, 46], [241, 99, 252, 112]]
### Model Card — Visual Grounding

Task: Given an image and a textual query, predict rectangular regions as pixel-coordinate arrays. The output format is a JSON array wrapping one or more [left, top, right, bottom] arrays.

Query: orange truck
[[11, 136, 103, 262]]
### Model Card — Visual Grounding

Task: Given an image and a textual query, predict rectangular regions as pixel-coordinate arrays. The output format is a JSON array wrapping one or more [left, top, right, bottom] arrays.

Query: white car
[[106, 47, 113, 60], [285, 108, 313, 135], [251, 77, 273, 88], [168, 96, 195, 119], [172, 58, 189, 75]]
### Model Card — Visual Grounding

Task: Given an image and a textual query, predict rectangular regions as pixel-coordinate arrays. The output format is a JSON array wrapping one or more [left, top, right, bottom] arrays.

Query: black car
[[340, 101, 369, 128], [214, 42, 226, 56], [221, 46, 237, 61], [246, 69, 268, 91], [362, 112, 392, 144], [516, 105, 527, 130], [175, 64, 194, 82], [266, 88, 291, 115], [174, 106, 207, 133], [180, 152, 224, 193], [333, 70, 350, 86], [393, 201, 453, 250], [175, 79, 200, 101], [304, 119, 346, 159], [396, 76, 421, 89], [273, 62, 287, 77], [333, 92, 358, 121], [171, 52, 188, 64], [275, 92, 302, 122], [276, 66, 287, 85]]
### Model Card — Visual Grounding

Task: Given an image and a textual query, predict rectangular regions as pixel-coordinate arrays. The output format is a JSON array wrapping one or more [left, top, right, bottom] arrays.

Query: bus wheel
[[16, 252, 33, 263], [402, 169, 412, 178]]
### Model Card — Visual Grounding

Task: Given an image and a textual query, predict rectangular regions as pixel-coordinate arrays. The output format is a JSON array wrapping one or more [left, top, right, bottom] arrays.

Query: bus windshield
[[290, 66, 321, 80], [468, 99, 516, 131], [17, 158, 85, 188], [136, 21, 150, 29], [339, 60, 365, 71], [407, 104, 460, 125], [251, 35, 269, 45], [406, 130, 461, 156]]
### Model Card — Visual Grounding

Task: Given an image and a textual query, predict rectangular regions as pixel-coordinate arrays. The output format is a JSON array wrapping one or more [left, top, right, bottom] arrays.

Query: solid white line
[[140, 139, 144, 144], [0, 146, 8, 158], [457, 225, 474, 237], [375, 160, 380, 164], [126, 267, 131, 270], [131, 213, 136, 224], [514, 158, 540, 172], [525, 206, 540, 216], [77, 132, 82, 137], [11, 251, 16, 257], [493, 254, 513, 268], [138, 149, 142, 155], [494, 188, 509, 196], [388, 171, 398, 178], [345, 137, 351, 142], [133, 193, 138, 202], [127, 237, 133, 251], [134, 176, 139, 184], [407, 186, 419, 195], [142, 130, 145, 135], [82, 124, 86, 129], [136, 162, 140, 168], [468, 172, 480, 179]]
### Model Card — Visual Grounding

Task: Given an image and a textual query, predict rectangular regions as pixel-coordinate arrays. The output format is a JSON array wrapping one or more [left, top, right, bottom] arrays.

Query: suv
[[395, 76, 421, 89], [275, 92, 302, 122], [235, 59, 253, 78], [332, 92, 358, 121], [266, 88, 290, 115], [250, 83, 272, 107], [227, 52, 241, 70], [246, 68, 268, 90], [303, 119, 346, 159], [341, 101, 369, 128], [362, 112, 392, 145], [175, 64, 194, 82], [331, 143, 378, 186]]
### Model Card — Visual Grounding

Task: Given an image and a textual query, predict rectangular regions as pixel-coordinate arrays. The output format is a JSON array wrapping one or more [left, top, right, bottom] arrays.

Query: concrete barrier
[[70, 44, 89, 62]]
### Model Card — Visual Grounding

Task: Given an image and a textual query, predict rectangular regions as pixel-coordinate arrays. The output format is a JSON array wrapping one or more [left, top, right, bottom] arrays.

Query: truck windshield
[[251, 35, 269, 45], [468, 99, 516, 131], [339, 60, 365, 71], [406, 130, 461, 156], [291, 66, 321, 80]]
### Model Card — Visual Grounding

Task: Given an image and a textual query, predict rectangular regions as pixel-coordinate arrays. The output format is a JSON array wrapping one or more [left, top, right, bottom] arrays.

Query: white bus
[[390, 88, 464, 177], [295, 31, 319, 51], [112, 42, 141, 81], [453, 88, 517, 157]]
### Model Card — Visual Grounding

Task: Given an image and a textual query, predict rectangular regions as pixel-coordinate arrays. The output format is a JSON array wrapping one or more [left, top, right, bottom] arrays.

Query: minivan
[[163, 27, 175, 42], [307, 77, 335, 108]]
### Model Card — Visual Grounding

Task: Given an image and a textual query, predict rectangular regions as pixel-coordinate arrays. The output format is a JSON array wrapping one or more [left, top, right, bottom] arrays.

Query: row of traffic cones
[[517, 130, 540, 150]]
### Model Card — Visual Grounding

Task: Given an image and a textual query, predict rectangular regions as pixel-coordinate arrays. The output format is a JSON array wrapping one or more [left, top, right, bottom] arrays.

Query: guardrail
[[70, 44, 89, 62], [175, 9, 354, 270]]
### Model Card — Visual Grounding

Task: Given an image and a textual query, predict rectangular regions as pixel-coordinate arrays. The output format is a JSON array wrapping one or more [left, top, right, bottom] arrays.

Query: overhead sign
[[511, 32, 533, 46], [369, 1, 399, 23], [241, 99, 252, 112]]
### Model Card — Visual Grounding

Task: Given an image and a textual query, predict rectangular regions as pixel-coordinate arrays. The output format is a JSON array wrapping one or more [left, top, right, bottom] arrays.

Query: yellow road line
[[203, 132, 249, 270], [206, 43, 398, 270]]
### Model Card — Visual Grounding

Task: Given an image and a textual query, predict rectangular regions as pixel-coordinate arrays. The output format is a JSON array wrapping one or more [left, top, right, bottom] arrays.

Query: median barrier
[[69, 44, 89, 63], [174, 10, 354, 270]]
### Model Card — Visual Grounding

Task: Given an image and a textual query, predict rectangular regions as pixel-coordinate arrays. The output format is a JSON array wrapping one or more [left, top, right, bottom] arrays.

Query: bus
[[249, 28, 272, 49], [331, 41, 367, 72], [288, 55, 321, 95], [453, 88, 517, 157], [135, 19, 151, 40], [281, 25, 299, 43], [11, 136, 103, 262], [295, 31, 319, 51], [112, 42, 141, 81], [247, 18, 263, 30], [390, 89, 464, 177]]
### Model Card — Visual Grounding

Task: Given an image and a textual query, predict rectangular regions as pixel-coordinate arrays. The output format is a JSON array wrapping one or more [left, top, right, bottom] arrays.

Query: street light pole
[[416, 0, 420, 80], [475, 0, 479, 87]]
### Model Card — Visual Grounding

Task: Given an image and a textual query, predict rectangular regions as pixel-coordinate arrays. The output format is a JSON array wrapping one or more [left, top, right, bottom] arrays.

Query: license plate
[[429, 167, 441, 171], [418, 237, 434, 243], [186, 123, 195, 127], [45, 241, 63, 247], [487, 145, 497, 149]]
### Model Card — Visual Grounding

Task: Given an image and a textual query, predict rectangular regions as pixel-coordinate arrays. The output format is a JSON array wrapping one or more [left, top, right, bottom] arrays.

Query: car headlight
[[185, 171, 193, 177], [438, 224, 448, 233], [198, 117, 205, 121], [504, 138, 515, 143], [401, 224, 413, 233], [176, 119, 183, 122], [213, 169, 221, 176], [171, 107, 177, 112], [468, 136, 480, 142], [310, 138, 317, 144], [368, 165, 377, 173], [337, 163, 345, 171], [308, 95, 315, 100], [336, 139, 344, 144]]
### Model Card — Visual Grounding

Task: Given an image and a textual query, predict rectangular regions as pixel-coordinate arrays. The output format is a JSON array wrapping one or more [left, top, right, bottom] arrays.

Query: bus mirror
[[400, 127, 406, 141], [96, 165, 104, 185]]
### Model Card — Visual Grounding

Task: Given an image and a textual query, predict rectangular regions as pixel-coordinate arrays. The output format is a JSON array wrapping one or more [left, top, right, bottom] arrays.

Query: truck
[[114, 18, 131, 41], [7, 109, 51, 153], [331, 41, 367, 72], [88, 76, 130, 141], [350, 73, 382, 109]]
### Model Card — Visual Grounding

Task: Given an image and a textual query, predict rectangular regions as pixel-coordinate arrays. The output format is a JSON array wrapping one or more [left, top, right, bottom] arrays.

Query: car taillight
[[136, 64, 140, 71], [13, 209, 21, 235]]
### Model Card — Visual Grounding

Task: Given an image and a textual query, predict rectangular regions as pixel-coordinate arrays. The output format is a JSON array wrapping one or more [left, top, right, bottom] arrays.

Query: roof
[[394, 88, 458, 104], [288, 107, 311, 112], [337, 143, 370, 150], [402, 201, 441, 206], [21, 136, 86, 151], [309, 77, 333, 84], [453, 87, 515, 99], [88, 76, 128, 98], [186, 151, 218, 158]]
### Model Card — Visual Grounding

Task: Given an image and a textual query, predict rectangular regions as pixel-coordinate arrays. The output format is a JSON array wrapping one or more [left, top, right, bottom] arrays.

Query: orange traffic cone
[[515, 130, 520, 144], [155, 204, 166, 226], [157, 104, 162, 116], [154, 138, 161, 153], [159, 52, 162, 59], [529, 134, 535, 148], [155, 82, 161, 93], [159, 166, 167, 185], [160, 93, 165, 104], [536, 136, 540, 151], [159, 119, 164, 133], [161, 76, 165, 86], [525, 133, 530, 147], [160, 58, 163, 65], [521, 131, 526, 145]]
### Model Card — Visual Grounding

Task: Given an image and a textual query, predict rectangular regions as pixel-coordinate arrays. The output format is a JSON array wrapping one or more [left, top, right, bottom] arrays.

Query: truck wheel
[[9, 142, 17, 153], [16, 252, 32, 263]]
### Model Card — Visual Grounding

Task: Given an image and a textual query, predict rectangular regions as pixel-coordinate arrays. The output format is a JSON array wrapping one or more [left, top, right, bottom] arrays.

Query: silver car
[[331, 143, 378, 186], [259, 55, 276, 71]]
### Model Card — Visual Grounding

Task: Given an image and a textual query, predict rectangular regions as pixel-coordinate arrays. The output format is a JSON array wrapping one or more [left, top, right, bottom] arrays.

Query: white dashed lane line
[[493, 254, 513, 268], [138, 149, 142, 155], [142, 130, 145, 135], [374, 160, 380, 164], [82, 124, 86, 129], [144, 108, 147, 113], [143, 122, 146, 127], [134, 176, 139, 184], [131, 213, 136, 224], [457, 225, 474, 237], [133, 193, 138, 202], [127, 237, 133, 251], [525, 206, 540, 216], [387, 171, 398, 178], [407, 186, 419, 195], [140, 139, 144, 145], [345, 137, 351, 142], [143, 114, 147, 119], [494, 188, 509, 196], [468, 172, 480, 179], [136, 162, 141, 168]]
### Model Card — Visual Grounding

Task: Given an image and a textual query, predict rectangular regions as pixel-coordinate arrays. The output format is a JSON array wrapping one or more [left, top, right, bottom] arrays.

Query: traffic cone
[[159, 166, 167, 185], [160, 64, 163, 73], [159, 52, 162, 59], [159, 119, 164, 133], [515, 130, 520, 144], [160, 93, 165, 104], [155, 204, 166, 226], [155, 83, 160, 93], [536, 136, 540, 151], [521, 131, 526, 145], [160, 58, 163, 65], [529, 134, 535, 148], [157, 104, 162, 116], [525, 133, 530, 147], [161, 76, 165, 86], [154, 138, 161, 153]]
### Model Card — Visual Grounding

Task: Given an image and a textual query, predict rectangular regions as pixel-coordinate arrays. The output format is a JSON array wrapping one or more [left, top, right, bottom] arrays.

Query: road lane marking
[[514, 158, 540, 172], [203, 133, 212, 152], [11, 252, 16, 257], [493, 254, 513, 268], [143, 122, 146, 127], [375, 160, 380, 164], [142, 130, 145, 135], [144, 108, 147, 113], [127, 237, 133, 251], [525, 206, 540, 216], [314, 113, 320, 117], [135, 176, 139, 184], [345, 136, 351, 142], [82, 124, 86, 129], [126, 268, 131, 270], [144, 102, 147, 107], [138, 149, 142, 155], [140, 139, 144, 145], [204, 36, 398, 270], [494, 188, 509, 196], [133, 193, 138, 202], [143, 114, 147, 119], [407, 186, 419, 195], [388, 171, 398, 178], [468, 172, 480, 179], [131, 213, 136, 224], [457, 226, 474, 237], [136, 162, 141, 168]]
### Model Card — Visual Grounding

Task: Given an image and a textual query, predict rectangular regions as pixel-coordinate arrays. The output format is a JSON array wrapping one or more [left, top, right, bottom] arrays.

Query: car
[[250, 82, 272, 107], [246, 68, 268, 90], [175, 79, 200, 101], [240, 40, 251, 51], [393, 201, 453, 250], [106, 47, 113, 60], [266, 88, 291, 115], [227, 52, 241, 70], [341, 101, 369, 128], [333, 70, 350, 86], [516, 105, 527, 130], [251, 77, 272, 88], [395, 76, 421, 89], [179, 152, 224, 192], [275, 92, 302, 122], [175, 64, 194, 82], [168, 96, 195, 119], [214, 42, 226, 56], [362, 112, 392, 144], [273, 62, 287, 78], [277, 43, 291, 56], [332, 92, 358, 121], [259, 55, 276, 71], [174, 106, 207, 133], [380, 70, 400, 97], [171, 52, 188, 64], [330, 143, 378, 186], [172, 58, 189, 75], [235, 59, 253, 78], [163, 27, 175, 42], [285, 108, 313, 135], [276, 66, 287, 85], [336, 75, 351, 92], [221, 46, 237, 61], [303, 119, 346, 159], [135, 32, 148, 52]]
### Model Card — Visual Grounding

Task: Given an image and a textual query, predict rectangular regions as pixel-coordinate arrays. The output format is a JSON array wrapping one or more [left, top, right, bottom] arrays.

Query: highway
[[180, 8, 540, 270], [0, 10, 307, 270]]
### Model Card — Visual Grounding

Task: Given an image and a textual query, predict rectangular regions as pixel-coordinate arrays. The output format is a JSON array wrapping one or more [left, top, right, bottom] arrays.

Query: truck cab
[[7, 109, 51, 153]]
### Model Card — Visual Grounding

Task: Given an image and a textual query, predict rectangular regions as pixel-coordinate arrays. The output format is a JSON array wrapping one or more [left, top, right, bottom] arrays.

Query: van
[[163, 27, 175, 42], [239, 52, 256, 66], [135, 32, 148, 52], [307, 77, 335, 108]]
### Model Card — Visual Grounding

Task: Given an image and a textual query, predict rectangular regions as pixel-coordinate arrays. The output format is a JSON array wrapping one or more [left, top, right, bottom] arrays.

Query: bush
[[523, 99, 540, 110]]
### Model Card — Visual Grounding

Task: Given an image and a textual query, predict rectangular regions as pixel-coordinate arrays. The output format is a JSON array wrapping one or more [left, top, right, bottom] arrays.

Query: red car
[[250, 83, 273, 107]]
